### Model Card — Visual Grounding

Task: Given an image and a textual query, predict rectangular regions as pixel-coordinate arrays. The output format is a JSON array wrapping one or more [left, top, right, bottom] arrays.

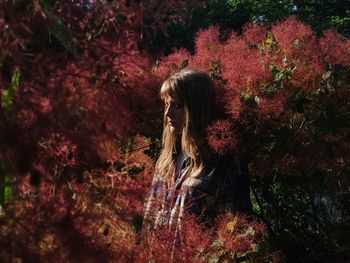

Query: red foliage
[[221, 33, 270, 93], [1, 0, 349, 260], [258, 90, 289, 118], [216, 213, 267, 254], [207, 119, 237, 154], [319, 29, 350, 66], [243, 23, 268, 46], [271, 17, 315, 51], [192, 26, 224, 72], [270, 17, 324, 90], [136, 212, 271, 263], [176, 214, 214, 262], [155, 48, 192, 79], [224, 94, 243, 120], [0, 1, 198, 262]]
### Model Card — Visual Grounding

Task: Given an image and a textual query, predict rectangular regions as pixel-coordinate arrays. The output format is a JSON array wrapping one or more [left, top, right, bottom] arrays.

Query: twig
[[250, 183, 279, 250]]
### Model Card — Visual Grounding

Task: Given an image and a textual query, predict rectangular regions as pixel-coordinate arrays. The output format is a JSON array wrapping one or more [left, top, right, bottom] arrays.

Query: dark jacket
[[142, 153, 253, 236]]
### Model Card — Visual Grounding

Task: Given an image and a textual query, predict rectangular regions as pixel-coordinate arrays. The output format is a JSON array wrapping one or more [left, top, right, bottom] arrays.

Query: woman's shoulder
[[182, 153, 252, 218], [207, 152, 249, 174], [204, 153, 238, 175], [182, 153, 234, 193], [200, 153, 250, 195]]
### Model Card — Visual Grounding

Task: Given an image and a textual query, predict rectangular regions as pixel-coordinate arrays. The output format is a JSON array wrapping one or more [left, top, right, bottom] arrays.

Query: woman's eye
[[164, 99, 182, 110]]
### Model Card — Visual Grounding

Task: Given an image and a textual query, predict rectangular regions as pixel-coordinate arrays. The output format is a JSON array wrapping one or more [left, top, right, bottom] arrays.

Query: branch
[[250, 183, 279, 250]]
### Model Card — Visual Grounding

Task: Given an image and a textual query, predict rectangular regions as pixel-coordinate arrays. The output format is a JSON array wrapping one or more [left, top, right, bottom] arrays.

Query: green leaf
[[126, 165, 145, 177], [241, 92, 259, 107], [208, 257, 220, 263], [2, 67, 20, 109], [227, 215, 238, 233], [275, 70, 284, 82], [270, 64, 296, 83], [260, 83, 278, 94], [11, 67, 20, 87], [2, 90, 12, 109], [50, 19, 78, 55], [114, 202, 122, 210], [38, 0, 53, 11], [265, 33, 276, 51], [265, 139, 276, 153], [180, 59, 189, 70], [211, 239, 223, 248], [113, 160, 126, 171], [322, 71, 332, 80], [241, 92, 252, 101], [4, 186, 13, 201]]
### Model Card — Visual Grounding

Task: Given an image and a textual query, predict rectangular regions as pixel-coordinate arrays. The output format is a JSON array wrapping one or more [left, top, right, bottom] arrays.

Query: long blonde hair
[[155, 69, 216, 180]]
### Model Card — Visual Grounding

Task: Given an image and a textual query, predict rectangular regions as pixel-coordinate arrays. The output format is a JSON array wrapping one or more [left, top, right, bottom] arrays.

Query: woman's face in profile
[[164, 96, 184, 134]]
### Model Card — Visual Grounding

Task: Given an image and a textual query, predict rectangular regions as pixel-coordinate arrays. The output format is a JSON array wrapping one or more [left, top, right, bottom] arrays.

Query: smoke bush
[[1, 1, 349, 262]]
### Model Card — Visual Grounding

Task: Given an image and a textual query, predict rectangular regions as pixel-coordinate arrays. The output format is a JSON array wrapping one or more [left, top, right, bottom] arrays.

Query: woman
[[142, 69, 252, 240]]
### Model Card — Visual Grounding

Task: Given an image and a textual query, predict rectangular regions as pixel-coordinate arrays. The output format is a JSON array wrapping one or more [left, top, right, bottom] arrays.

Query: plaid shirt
[[142, 153, 252, 238]]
